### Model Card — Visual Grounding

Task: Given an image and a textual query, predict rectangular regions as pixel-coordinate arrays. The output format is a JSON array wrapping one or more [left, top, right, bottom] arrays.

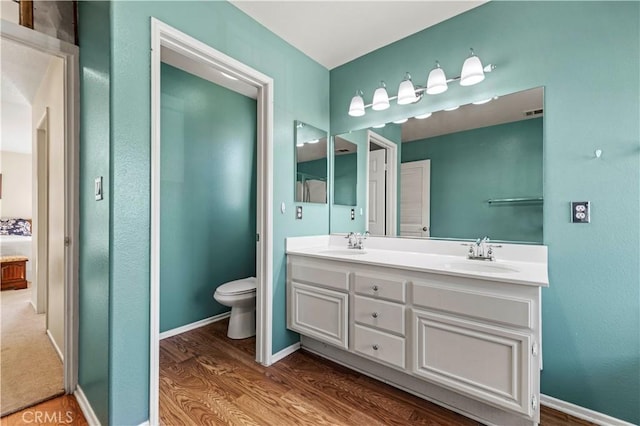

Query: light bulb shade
[[426, 64, 448, 95], [372, 86, 390, 111], [397, 76, 417, 105], [348, 93, 365, 116], [460, 53, 485, 86]]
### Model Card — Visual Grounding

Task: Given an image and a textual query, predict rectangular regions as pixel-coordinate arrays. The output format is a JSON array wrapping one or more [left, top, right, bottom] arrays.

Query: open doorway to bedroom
[[0, 35, 65, 417]]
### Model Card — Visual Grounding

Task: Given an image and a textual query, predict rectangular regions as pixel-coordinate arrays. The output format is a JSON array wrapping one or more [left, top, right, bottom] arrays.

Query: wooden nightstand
[[1, 256, 29, 290]]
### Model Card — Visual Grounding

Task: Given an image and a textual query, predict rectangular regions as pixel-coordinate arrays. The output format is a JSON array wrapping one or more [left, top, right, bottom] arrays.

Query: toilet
[[213, 277, 257, 339]]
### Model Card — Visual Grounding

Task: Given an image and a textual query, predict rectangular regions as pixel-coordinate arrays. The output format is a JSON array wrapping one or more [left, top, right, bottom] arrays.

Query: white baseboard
[[270, 341, 300, 364], [46, 329, 64, 362], [541, 394, 635, 426], [137, 422, 150, 426], [74, 385, 101, 426], [159, 311, 230, 340]]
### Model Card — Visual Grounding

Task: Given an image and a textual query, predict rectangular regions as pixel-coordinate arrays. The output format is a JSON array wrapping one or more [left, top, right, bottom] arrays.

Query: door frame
[[365, 130, 398, 236], [150, 18, 274, 425], [35, 108, 49, 318], [0, 19, 80, 393]]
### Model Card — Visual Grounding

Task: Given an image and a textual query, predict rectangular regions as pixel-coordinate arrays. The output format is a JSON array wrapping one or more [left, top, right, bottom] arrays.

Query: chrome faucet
[[463, 236, 500, 261], [346, 231, 370, 250]]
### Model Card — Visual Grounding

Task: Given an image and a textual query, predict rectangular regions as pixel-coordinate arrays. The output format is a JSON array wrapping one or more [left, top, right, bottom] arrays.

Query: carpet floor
[[0, 288, 63, 417]]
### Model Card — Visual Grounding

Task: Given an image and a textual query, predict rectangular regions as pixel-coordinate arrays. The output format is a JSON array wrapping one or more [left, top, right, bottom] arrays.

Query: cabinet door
[[413, 309, 532, 417], [289, 281, 349, 349]]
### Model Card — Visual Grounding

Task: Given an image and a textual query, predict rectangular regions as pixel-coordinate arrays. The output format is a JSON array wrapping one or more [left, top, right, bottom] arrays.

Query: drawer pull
[[372, 285, 379, 291], [372, 312, 378, 318], [372, 344, 379, 351]]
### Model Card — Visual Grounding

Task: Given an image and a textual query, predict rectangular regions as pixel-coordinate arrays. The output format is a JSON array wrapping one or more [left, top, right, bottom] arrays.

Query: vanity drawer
[[354, 295, 405, 336], [354, 273, 406, 303], [413, 283, 532, 329], [291, 263, 349, 291], [354, 324, 405, 369]]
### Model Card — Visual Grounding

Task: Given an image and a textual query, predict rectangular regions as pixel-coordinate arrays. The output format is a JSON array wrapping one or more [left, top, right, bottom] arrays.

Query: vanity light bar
[[348, 49, 496, 117]]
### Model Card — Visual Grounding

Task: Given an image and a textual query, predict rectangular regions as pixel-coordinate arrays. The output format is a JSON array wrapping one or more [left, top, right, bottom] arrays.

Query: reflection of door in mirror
[[365, 131, 398, 236], [400, 160, 431, 237], [368, 145, 386, 235]]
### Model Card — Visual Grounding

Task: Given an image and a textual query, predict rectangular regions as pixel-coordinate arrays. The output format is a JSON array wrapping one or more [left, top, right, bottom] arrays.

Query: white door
[[368, 149, 386, 235], [400, 160, 430, 237]]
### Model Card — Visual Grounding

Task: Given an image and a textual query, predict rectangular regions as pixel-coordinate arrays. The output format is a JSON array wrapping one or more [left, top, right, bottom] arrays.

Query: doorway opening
[[365, 130, 397, 236], [150, 18, 274, 425], [0, 20, 79, 416]]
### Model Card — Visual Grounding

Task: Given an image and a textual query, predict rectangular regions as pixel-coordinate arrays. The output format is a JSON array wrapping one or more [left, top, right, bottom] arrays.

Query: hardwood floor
[[0, 320, 595, 425], [160, 318, 595, 426], [0, 395, 87, 426]]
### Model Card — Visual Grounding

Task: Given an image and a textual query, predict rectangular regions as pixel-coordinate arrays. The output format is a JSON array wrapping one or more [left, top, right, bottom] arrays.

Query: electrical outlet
[[571, 201, 590, 223], [350, 208, 355, 220], [296, 206, 303, 220]]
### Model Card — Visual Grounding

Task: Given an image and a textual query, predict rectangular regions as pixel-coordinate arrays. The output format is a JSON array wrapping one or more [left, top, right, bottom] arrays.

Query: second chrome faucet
[[464, 236, 501, 261]]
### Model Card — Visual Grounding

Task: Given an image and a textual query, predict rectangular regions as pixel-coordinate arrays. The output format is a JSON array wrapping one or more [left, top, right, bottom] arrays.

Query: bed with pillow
[[0, 218, 33, 283]]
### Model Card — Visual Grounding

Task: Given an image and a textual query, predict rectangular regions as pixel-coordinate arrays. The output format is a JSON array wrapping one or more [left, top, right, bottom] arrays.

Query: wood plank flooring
[[0, 395, 87, 426], [160, 318, 595, 426]]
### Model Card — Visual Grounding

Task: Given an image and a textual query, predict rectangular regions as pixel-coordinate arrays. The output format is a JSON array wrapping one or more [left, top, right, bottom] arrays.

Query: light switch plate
[[571, 201, 590, 223], [95, 177, 103, 201], [296, 206, 303, 220]]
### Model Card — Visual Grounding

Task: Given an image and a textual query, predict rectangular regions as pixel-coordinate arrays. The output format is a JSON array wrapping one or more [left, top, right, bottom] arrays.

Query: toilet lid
[[216, 277, 257, 296]]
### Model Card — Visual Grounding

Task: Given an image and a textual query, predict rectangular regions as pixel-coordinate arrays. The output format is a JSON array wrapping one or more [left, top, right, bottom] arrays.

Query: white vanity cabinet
[[353, 273, 407, 369], [287, 259, 350, 349], [411, 278, 538, 417], [286, 244, 546, 426]]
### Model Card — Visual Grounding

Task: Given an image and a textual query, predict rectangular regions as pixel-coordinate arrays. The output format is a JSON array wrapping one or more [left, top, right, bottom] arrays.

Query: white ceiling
[[1, 37, 54, 105], [230, 1, 487, 69], [402, 86, 544, 142]]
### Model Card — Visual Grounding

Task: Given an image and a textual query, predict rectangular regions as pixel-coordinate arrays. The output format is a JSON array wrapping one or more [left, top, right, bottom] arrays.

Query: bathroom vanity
[[286, 235, 549, 426]]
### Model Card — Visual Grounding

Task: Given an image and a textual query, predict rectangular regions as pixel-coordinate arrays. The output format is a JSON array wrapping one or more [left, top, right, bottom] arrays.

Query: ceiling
[[1, 37, 54, 106], [230, 1, 487, 70], [402, 86, 544, 142]]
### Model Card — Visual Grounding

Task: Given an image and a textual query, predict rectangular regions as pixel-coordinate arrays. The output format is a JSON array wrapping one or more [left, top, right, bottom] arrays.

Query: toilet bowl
[[213, 277, 256, 339]]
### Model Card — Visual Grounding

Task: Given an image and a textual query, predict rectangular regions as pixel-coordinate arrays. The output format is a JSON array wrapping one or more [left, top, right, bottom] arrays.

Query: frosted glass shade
[[372, 85, 390, 111], [426, 64, 448, 95], [460, 53, 485, 86], [397, 74, 417, 105], [348, 93, 365, 117]]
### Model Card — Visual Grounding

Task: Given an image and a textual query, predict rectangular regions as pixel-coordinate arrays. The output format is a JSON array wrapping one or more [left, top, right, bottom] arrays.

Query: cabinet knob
[[372, 312, 378, 318], [372, 285, 379, 291], [372, 344, 379, 351]]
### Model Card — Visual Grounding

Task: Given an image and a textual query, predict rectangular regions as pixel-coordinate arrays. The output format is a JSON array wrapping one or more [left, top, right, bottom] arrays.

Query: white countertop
[[286, 235, 549, 287]]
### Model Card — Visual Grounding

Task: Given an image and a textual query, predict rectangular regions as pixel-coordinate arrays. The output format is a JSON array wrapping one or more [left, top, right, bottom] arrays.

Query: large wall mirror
[[330, 86, 544, 243], [295, 121, 328, 204]]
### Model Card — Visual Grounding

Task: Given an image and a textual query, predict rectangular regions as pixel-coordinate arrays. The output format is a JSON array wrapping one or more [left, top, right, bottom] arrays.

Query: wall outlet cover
[[350, 208, 355, 220], [296, 206, 303, 220], [571, 201, 590, 223]]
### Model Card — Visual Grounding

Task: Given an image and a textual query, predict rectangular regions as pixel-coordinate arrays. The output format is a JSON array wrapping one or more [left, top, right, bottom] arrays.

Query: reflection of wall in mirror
[[334, 153, 357, 206], [402, 117, 543, 243]]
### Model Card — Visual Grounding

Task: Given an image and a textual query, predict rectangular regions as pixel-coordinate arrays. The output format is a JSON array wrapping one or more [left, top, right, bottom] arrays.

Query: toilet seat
[[216, 277, 256, 296]]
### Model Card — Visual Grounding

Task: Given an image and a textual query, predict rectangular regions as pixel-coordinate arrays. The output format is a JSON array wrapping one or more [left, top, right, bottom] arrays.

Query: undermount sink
[[443, 261, 519, 274], [319, 249, 368, 256]]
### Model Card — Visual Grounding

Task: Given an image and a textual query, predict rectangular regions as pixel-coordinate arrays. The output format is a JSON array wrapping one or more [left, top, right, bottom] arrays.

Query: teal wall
[[296, 157, 328, 183], [159, 64, 256, 332], [78, 2, 111, 423], [77, 1, 330, 423], [402, 118, 543, 242], [331, 2, 639, 423], [334, 153, 357, 206]]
